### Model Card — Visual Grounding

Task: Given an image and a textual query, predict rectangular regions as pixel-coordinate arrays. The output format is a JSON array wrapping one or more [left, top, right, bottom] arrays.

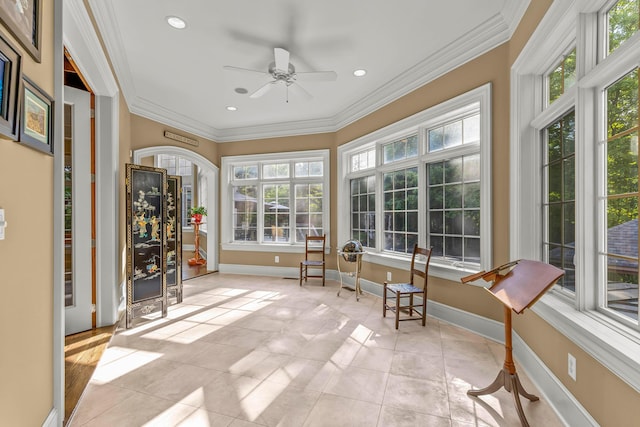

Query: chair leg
[[395, 291, 400, 330], [382, 282, 387, 317], [322, 264, 325, 286], [409, 294, 414, 317], [422, 291, 427, 327], [299, 263, 303, 286]]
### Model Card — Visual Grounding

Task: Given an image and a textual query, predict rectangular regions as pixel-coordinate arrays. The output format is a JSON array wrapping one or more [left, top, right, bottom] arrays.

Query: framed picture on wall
[[18, 76, 52, 154], [0, 0, 41, 62], [0, 31, 20, 139]]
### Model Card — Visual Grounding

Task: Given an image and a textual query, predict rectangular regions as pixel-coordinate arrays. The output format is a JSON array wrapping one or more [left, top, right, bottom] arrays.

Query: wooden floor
[[182, 250, 212, 280], [64, 324, 116, 425]]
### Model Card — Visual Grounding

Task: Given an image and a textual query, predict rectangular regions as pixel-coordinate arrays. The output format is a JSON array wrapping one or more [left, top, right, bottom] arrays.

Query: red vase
[[192, 214, 202, 224]]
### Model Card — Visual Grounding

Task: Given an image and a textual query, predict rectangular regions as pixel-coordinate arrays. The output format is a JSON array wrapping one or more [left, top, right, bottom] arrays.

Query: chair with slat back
[[300, 234, 326, 286], [383, 244, 433, 329]]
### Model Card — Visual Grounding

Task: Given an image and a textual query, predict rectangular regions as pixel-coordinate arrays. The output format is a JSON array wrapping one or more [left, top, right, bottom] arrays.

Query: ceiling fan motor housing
[[269, 62, 297, 84]]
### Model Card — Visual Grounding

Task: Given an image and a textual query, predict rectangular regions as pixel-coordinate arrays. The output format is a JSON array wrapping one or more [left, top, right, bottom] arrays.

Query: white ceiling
[[88, 0, 529, 142]]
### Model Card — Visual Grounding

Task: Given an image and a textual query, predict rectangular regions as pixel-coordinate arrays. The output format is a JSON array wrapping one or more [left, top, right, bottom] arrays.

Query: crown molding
[[130, 96, 218, 141], [213, 116, 336, 142]]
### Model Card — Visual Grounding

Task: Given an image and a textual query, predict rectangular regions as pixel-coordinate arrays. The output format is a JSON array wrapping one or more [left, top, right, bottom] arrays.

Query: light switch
[[0, 209, 6, 240]]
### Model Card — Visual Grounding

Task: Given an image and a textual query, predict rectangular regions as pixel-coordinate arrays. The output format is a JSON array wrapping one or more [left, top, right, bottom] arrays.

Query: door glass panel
[[64, 104, 73, 307]]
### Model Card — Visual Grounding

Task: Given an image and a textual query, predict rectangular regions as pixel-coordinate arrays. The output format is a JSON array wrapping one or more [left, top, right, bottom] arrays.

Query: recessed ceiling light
[[166, 16, 186, 29], [353, 69, 367, 77], [226, 106, 238, 111]]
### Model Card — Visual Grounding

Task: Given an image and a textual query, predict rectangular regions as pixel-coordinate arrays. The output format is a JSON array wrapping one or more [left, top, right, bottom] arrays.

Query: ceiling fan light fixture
[[353, 69, 367, 77], [226, 106, 238, 111], [166, 16, 187, 29]]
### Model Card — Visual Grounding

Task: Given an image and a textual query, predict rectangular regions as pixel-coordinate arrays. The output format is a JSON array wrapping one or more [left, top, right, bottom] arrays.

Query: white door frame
[[133, 146, 219, 271], [64, 86, 93, 335], [52, 0, 120, 424]]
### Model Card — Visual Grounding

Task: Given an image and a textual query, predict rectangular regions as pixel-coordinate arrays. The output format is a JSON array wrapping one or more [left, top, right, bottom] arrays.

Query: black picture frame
[[0, 31, 20, 139], [0, 0, 41, 62], [19, 75, 52, 155]]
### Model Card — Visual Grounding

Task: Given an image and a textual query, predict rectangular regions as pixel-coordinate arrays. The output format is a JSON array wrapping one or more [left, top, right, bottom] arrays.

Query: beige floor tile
[[256, 330, 311, 355], [324, 365, 389, 404], [194, 372, 263, 418], [266, 358, 341, 392], [390, 350, 445, 382], [228, 350, 291, 380], [237, 381, 321, 426], [183, 342, 254, 372], [69, 382, 136, 425], [202, 325, 275, 349], [73, 389, 193, 427], [378, 405, 451, 427], [303, 394, 381, 427], [383, 373, 449, 418], [174, 407, 234, 426], [351, 346, 395, 372]]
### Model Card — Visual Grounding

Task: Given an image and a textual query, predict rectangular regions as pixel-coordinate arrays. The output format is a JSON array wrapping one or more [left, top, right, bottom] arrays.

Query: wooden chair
[[383, 244, 433, 329], [300, 234, 326, 286]]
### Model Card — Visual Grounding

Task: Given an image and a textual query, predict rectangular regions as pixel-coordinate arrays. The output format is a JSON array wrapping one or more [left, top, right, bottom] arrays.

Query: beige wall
[[118, 93, 132, 289], [0, 1, 56, 425], [129, 114, 218, 161]]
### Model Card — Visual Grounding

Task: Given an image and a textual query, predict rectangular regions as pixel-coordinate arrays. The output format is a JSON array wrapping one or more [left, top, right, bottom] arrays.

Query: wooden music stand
[[461, 259, 564, 427]]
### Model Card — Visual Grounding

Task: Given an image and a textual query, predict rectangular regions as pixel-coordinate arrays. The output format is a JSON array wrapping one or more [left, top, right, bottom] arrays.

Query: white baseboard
[[42, 408, 58, 427], [216, 266, 596, 426]]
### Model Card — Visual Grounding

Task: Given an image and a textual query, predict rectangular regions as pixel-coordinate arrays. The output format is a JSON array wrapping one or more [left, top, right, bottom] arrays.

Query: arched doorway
[[133, 146, 219, 274]]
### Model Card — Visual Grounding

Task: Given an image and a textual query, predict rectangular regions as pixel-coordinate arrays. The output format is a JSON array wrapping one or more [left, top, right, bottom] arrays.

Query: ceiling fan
[[223, 48, 337, 101]]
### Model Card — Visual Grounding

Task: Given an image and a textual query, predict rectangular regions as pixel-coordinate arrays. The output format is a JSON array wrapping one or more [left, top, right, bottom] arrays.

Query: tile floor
[[69, 273, 563, 427]]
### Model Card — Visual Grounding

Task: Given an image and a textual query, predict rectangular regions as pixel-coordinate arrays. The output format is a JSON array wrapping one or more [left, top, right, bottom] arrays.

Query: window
[[383, 166, 418, 254], [511, 0, 640, 391], [383, 135, 418, 164], [339, 84, 491, 280], [604, 68, 639, 321], [221, 150, 330, 251], [351, 148, 376, 172], [547, 48, 576, 104], [543, 111, 576, 294], [428, 153, 481, 264], [606, 0, 639, 55], [157, 154, 194, 227]]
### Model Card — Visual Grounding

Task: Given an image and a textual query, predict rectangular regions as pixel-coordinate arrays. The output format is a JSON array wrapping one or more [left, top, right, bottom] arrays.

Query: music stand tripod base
[[461, 260, 564, 427]]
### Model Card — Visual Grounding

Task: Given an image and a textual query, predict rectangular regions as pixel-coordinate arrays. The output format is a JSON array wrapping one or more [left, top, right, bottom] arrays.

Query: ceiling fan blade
[[223, 65, 269, 76], [289, 82, 312, 100], [250, 81, 276, 98], [295, 71, 338, 81], [274, 48, 290, 72]]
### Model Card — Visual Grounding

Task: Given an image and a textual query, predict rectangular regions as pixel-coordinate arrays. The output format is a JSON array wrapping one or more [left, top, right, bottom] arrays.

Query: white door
[[64, 86, 93, 335]]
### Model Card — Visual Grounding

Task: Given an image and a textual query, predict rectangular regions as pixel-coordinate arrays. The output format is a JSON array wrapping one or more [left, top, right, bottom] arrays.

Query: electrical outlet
[[275, 256, 279, 263], [568, 353, 576, 381], [386, 271, 392, 281]]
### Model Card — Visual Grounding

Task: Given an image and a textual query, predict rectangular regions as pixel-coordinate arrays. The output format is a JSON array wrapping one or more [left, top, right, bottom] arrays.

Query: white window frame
[[511, 0, 640, 392], [221, 149, 330, 253], [338, 84, 492, 282]]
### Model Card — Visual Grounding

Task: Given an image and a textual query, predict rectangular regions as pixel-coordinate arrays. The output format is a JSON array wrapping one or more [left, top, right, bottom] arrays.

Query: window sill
[[221, 242, 322, 254], [363, 251, 483, 284], [533, 294, 640, 392]]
